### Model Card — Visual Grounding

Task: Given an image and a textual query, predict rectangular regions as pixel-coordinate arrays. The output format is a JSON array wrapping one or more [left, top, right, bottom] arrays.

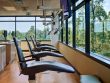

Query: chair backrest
[[13, 37, 27, 70], [13, 37, 25, 62], [31, 36, 40, 45], [30, 36, 37, 48], [25, 37, 34, 55]]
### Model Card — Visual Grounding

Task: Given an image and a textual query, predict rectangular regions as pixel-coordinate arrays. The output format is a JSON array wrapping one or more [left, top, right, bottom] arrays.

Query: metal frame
[[85, 1, 90, 54], [15, 17, 17, 37], [72, 3, 76, 48], [66, 19, 68, 45]]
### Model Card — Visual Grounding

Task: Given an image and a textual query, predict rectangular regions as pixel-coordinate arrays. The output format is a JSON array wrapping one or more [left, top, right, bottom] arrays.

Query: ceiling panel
[[0, 0, 61, 16]]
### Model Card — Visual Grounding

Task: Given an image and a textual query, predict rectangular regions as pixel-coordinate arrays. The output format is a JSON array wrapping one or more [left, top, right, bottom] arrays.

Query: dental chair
[[13, 37, 75, 82]]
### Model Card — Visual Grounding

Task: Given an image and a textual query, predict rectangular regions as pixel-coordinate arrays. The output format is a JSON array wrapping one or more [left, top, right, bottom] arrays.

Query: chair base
[[29, 74, 36, 80]]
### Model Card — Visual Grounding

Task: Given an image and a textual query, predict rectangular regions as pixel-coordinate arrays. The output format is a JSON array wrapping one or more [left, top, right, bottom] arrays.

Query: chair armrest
[[32, 51, 63, 58], [24, 55, 32, 58], [38, 44, 54, 47]]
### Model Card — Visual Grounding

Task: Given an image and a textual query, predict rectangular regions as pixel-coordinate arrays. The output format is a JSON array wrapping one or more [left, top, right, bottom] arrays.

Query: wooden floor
[[0, 53, 80, 83]]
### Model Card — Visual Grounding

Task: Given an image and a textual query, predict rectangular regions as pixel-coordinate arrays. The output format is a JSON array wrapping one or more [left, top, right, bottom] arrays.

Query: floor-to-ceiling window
[[0, 16, 51, 40], [60, 0, 110, 65]]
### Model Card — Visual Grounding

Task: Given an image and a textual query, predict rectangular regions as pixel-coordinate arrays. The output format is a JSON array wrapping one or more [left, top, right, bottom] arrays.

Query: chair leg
[[28, 74, 36, 80]]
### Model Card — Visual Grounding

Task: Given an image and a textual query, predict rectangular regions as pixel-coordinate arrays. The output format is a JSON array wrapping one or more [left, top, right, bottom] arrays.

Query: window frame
[[60, 0, 110, 68]]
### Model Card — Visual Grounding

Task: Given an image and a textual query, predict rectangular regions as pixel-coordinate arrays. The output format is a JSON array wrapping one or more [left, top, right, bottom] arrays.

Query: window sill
[[59, 41, 110, 68]]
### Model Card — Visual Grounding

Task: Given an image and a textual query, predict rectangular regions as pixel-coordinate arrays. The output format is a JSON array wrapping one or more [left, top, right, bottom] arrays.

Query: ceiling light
[[3, 6, 16, 11]]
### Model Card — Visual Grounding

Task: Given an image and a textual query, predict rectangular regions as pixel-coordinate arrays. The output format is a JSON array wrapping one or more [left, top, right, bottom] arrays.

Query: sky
[[0, 22, 45, 32], [103, 0, 110, 14]]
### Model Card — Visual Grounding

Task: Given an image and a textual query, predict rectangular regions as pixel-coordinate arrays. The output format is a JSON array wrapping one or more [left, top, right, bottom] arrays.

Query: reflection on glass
[[76, 6, 85, 49], [90, 0, 110, 58], [59, 21, 61, 41], [63, 20, 66, 43]]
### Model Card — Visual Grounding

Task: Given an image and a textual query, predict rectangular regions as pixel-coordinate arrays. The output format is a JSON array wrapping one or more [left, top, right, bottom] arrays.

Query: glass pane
[[0, 17, 15, 21], [16, 17, 35, 21], [16, 22, 35, 40], [90, 0, 110, 59], [0, 22, 15, 40], [36, 17, 51, 21], [63, 20, 66, 43], [68, 16, 73, 46], [36, 22, 50, 40], [76, 0, 83, 6], [59, 21, 61, 41], [76, 6, 85, 50]]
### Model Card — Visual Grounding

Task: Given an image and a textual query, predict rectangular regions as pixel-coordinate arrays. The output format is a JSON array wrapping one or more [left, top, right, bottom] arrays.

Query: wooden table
[[0, 42, 16, 65], [0, 45, 6, 71]]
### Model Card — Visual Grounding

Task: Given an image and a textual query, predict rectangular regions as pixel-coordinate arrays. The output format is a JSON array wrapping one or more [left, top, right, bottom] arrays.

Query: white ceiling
[[0, 0, 60, 16]]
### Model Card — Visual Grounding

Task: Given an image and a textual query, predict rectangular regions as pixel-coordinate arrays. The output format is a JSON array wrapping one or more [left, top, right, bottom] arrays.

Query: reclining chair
[[30, 36, 57, 51], [30, 36, 54, 47], [13, 37, 75, 81], [25, 37, 63, 61]]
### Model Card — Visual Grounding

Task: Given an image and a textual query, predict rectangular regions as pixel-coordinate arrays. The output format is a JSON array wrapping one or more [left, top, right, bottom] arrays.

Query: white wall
[[51, 15, 60, 47]]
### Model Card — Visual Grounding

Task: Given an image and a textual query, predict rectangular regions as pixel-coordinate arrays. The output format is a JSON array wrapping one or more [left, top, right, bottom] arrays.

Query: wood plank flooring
[[0, 53, 80, 83]]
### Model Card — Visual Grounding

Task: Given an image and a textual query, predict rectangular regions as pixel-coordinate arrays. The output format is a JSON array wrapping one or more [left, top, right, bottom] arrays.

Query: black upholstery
[[25, 37, 63, 60], [13, 37, 75, 80]]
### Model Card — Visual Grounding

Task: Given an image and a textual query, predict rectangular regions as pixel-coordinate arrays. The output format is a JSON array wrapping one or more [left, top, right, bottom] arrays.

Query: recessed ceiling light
[[3, 6, 16, 11]]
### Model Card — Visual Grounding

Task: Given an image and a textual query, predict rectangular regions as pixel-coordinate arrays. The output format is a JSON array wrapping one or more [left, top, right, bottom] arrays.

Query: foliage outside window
[[36, 22, 50, 40], [16, 22, 35, 40], [76, 6, 85, 49], [63, 20, 66, 43], [68, 16, 73, 46], [90, 0, 110, 58], [0, 22, 15, 40]]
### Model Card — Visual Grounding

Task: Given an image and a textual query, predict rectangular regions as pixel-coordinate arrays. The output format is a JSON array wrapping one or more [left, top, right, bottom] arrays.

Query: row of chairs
[[13, 37, 75, 81]]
